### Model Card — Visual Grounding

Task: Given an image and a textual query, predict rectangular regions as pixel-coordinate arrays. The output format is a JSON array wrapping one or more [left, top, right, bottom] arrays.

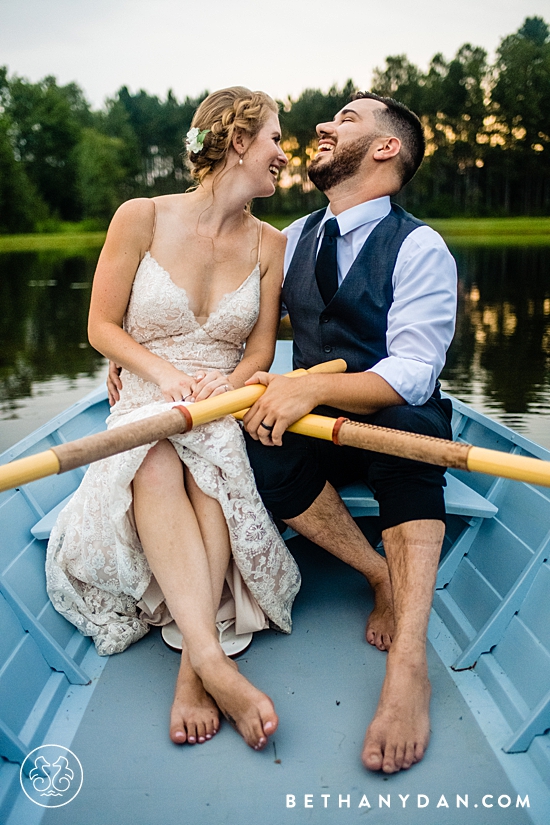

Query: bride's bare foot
[[194, 651, 278, 750], [170, 649, 220, 745], [362, 648, 431, 773], [365, 576, 394, 651]]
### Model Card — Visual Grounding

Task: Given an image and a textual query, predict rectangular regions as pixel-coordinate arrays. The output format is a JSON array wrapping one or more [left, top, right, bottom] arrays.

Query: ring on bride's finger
[[223, 385, 230, 392], [260, 421, 274, 432]]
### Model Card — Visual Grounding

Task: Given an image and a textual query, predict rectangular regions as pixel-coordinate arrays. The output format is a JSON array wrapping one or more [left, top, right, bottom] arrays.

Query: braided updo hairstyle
[[187, 86, 278, 183]]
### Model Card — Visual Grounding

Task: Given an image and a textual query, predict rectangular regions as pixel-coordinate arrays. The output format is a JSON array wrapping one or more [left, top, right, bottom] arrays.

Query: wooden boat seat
[[31, 492, 76, 541], [339, 472, 498, 519], [30, 471, 497, 543]]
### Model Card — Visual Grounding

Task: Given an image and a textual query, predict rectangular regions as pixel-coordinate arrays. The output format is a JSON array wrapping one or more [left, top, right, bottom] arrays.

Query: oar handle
[[0, 359, 347, 493], [281, 414, 550, 489], [232, 358, 347, 421], [304, 359, 347, 375], [195, 359, 346, 425], [467, 446, 550, 487], [0, 451, 62, 492], [336, 419, 471, 469]]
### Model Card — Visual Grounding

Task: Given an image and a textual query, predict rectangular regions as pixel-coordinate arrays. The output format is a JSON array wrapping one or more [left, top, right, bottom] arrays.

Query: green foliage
[[0, 112, 47, 233], [1, 16, 550, 231], [104, 86, 205, 194], [76, 128, 128, 224], [493, 16, 550, 149], [6, 74, 92, 220], [368, 19, 550, 217]]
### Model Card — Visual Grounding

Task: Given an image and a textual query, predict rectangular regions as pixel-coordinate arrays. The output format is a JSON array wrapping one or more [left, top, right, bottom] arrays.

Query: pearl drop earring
[[239, 155, 244, 165]]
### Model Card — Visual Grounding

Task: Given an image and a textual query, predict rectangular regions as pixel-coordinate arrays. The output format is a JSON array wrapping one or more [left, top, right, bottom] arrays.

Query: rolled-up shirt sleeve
[[368, 226, 457, 406]]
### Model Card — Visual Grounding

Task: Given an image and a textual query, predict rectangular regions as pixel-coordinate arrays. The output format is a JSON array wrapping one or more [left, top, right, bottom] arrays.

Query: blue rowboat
[[1, 340, 549, 825]]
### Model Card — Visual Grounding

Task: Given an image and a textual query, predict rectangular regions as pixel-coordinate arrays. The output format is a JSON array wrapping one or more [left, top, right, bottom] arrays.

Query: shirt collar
[[317, 196, 391, 237]]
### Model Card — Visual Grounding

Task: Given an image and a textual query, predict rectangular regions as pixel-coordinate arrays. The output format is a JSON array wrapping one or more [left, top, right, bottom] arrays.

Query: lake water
[[1, 241, 549, 454]]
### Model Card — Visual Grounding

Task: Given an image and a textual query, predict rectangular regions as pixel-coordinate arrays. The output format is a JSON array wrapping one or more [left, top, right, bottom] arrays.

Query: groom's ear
[[372, 136, 401, 162]]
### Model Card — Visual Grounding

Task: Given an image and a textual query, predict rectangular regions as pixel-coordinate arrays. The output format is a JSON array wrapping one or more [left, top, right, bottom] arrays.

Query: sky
[[1, 0, 549, 109]]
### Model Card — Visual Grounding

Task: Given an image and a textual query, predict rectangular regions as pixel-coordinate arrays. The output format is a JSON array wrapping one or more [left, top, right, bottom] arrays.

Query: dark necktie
[[315, 218, 340, 305]]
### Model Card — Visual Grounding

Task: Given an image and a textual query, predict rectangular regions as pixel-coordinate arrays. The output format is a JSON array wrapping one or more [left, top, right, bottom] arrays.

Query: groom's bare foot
[[194, 650, 278, 750], [362, 648, 431, 773], [170, 650, 220, 745], [365, 576, 394, 651]]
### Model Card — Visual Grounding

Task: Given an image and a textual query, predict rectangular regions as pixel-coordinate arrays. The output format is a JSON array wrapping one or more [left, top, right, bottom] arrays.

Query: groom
[[243, 92, 457, 774]]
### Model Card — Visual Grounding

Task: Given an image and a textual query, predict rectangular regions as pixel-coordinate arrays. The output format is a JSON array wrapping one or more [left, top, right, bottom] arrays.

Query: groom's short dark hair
[[351, 91, 425, 187]]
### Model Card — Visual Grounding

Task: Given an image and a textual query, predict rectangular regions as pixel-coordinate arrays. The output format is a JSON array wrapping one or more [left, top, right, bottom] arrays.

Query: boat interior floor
[[9, 532, 536, 825]]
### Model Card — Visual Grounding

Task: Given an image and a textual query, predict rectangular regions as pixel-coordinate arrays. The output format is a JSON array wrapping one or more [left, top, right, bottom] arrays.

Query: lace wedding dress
[[46, 251, 301, 656]]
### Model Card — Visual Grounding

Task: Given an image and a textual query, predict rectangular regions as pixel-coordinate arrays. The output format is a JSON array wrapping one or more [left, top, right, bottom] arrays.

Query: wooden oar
[[260, 411, 550, 488], [3, 359, 549, 492], [0, 360, 346, 493]]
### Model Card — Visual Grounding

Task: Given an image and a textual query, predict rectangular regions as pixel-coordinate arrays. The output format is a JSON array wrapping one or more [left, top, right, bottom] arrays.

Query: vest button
[[323, 345, 333, 353], [321, 316, 330, 323]]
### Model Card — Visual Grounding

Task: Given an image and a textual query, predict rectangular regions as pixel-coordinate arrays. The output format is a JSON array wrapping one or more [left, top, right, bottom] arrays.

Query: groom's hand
[[107, 361, 122, 406], [243, 372, 319, 446]]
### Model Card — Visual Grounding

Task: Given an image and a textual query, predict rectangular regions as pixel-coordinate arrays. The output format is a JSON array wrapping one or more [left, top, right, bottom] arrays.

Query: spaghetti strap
[[257, 220, 263, 265], [147, 200, 157, 252]]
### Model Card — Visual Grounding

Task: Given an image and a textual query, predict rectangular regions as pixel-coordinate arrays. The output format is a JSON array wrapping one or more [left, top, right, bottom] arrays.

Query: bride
[[46, 86, 300, 752]]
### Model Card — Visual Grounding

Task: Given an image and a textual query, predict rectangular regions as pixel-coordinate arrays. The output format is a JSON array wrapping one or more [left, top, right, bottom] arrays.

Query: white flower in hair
[[186, 127, 210, 154]]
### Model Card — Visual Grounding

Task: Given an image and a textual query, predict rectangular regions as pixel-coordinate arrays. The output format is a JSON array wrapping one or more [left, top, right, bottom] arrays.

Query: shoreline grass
[[0, 232, 106, 252], [0, 217, 549, 253], [264, 214, 550, 235], [265, 215, 550, 246], [426, 217, 550, 237]]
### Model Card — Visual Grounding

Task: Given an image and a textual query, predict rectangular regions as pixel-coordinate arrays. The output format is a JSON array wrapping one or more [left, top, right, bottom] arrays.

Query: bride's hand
[[192, 370, 234, 402], [157, 365, 196, 402]]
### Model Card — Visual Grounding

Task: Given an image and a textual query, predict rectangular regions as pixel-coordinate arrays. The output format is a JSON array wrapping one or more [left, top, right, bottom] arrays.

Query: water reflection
[[0, 248, 105, 450], [0, 243, 549, 452], [441, 245, 550, 445]]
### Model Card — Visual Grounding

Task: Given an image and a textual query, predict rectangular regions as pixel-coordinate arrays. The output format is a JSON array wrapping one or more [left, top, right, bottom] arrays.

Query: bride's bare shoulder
[[114, 196, 156, 218], [259, 219, 287, 255], [249, 220, 285, 282], [103, 198, 159, 257]]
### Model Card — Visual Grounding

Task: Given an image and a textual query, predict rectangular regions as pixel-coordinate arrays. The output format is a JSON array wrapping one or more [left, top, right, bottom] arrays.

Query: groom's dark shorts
[[244, 397, 453, 533]]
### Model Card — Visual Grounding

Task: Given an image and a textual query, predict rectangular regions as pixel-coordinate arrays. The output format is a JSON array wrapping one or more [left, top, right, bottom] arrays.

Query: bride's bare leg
[[170, 641, 219, 744], [184, 467, 278, 748], [133, 440, 278, 749], [134, 442, 218, 744], [169, 467, 231, 744], [183, 466, 231, 614]]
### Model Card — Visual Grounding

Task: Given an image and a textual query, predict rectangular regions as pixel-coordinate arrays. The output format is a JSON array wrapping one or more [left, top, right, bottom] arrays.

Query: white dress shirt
[[282, 196, 457, 406]]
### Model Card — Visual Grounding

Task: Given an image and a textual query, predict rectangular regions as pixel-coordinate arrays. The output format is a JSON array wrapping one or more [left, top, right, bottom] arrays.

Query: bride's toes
[[170, 725, 187, 744], [170, 715, 190, 744], [195, 721, 207, 744], [249, 700, 278, 750], [170, 654, 220, 746], [186, 721, 198, 744], [260, 705, 278, 740], [208, 716, 220, 738]]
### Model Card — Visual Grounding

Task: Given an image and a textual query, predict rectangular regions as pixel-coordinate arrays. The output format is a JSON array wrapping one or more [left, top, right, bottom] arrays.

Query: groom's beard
[[308, 135, 375, 192]]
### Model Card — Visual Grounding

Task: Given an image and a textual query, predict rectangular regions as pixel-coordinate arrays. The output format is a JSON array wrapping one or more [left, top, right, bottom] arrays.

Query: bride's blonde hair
[[187, 86, 278, 183]]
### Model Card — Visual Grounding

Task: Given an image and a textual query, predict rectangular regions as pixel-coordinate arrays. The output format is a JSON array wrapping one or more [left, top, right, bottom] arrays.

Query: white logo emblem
[[20, 745, 83, 808]]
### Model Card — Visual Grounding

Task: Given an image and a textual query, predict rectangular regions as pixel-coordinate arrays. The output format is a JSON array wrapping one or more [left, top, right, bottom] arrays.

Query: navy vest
[[283, 203, 425, 373]]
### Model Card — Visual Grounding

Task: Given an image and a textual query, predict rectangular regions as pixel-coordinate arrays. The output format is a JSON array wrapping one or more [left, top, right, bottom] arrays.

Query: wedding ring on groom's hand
[[260, 421, 274, 433]]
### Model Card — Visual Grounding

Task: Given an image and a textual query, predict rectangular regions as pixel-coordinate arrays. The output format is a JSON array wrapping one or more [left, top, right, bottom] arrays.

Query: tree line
[[0, 16, 548, 233]]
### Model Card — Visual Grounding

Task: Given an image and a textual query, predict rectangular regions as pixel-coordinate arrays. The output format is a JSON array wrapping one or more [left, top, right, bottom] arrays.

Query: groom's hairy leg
[[283, 481, 394, 651], [362, 519, 443, 773]]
